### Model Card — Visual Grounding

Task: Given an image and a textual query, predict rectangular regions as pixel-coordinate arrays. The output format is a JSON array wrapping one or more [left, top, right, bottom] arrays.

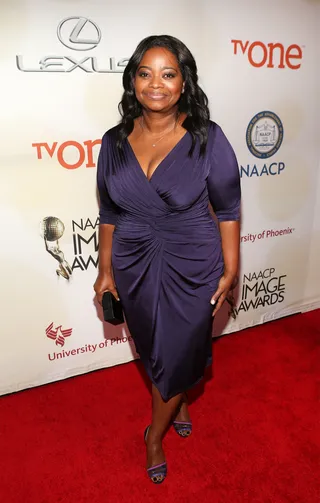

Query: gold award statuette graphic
[[40, 216, 72, 280]]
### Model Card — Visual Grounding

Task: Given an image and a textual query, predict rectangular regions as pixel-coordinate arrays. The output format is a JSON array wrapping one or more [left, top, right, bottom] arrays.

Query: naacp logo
[[246, 111, 284, 159], [57, 17, 101, 51], [46, 322, 73, 347]]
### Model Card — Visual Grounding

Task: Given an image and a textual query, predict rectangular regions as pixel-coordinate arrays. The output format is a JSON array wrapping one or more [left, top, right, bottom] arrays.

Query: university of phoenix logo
[[231, 40, 303, 69], [16, 16, 129, 73], [46, 322, 73, 347]]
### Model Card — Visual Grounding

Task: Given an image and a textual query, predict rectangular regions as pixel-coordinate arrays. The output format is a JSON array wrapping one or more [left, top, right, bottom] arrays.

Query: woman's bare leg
[[174, 392, 191, 423], [146, 384, 182, 468]]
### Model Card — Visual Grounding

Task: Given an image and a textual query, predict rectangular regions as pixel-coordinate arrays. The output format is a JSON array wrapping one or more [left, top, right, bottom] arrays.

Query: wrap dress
[[97, 120, 241, 401]]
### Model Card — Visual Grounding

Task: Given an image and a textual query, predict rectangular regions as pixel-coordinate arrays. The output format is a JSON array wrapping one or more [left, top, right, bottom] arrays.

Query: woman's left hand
[[210, 274, 238, 316]]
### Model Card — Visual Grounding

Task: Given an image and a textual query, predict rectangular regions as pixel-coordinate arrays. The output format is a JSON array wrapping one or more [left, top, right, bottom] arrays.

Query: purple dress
[[97, 120, 241, 401]]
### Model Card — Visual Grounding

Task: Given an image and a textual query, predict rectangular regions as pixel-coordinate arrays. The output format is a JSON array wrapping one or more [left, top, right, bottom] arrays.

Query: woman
[[94, 35, 241, 484]]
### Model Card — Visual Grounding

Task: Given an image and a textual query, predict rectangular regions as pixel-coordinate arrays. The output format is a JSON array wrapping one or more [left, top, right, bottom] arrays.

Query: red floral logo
[[46, 322, 73, 347]]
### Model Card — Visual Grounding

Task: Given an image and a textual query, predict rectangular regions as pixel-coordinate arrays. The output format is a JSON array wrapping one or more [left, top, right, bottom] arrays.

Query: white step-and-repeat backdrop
[[1, 0, 319, 395]]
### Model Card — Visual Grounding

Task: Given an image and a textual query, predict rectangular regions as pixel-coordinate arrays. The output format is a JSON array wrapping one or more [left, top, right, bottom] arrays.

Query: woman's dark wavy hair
[[117, 35, 210, 156]]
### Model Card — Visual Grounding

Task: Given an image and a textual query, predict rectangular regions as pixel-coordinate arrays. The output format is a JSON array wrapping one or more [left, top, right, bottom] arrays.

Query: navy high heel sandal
[[173, 420, 192, 437], [144, 426, 167, 484]]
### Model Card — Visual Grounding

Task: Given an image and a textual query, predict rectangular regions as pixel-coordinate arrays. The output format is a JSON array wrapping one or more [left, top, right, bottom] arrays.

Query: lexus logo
[[57, 17, 101, 51], [17, 16, 128, 72]]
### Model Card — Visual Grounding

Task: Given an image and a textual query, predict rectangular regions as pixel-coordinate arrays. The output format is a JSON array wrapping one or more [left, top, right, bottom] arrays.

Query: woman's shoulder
[[101, 124, 121, 146], [207, 119, 223, 137], [207, 120, 233, 148], [206, 120, 237, 163]]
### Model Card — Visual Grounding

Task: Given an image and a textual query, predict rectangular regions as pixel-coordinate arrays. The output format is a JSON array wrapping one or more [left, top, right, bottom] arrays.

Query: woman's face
[[134, 47, 184, 113]]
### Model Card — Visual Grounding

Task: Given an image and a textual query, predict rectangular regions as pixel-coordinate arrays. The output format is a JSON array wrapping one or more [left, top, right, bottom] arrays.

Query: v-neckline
[[126, 130, 189, 183]]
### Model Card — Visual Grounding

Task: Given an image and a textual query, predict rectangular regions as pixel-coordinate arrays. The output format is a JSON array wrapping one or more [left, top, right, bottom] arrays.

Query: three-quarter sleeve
[[206, 124, 241, 222], [97, 133, 120, 226]]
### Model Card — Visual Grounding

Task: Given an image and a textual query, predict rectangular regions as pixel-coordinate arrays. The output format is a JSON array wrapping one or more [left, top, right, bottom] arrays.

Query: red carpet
[[1, 310, 320, 503]]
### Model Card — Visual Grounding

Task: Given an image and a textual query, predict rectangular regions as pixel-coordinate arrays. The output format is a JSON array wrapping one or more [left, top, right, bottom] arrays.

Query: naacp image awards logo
[[234, 267, 286, 315], [40, 216, 99, 279], [40, 216, 72, 280], [246, 111, 284, 159]]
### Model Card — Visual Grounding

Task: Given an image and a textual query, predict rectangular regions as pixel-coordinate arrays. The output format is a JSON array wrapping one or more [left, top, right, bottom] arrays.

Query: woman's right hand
[[94, 272, 119, 305]]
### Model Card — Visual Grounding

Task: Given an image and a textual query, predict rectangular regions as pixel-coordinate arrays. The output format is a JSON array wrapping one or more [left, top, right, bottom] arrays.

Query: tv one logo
[[32, 140, 101, 169], [231, 40, 303, 69]]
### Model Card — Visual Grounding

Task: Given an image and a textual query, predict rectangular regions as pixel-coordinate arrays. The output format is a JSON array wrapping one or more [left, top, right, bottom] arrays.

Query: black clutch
[[102, 291, 124, 325]]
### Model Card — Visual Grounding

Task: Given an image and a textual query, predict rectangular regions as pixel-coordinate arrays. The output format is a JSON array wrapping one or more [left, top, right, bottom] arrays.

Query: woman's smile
[[144, 92, 167, 100]]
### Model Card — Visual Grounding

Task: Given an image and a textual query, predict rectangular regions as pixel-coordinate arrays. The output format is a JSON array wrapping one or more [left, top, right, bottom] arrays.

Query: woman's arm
[[219, 220, 240, 280], [210, 221, 240, 313], [94, 224, 119, 304], [206, 123, 241, 314], [94, 133, 120, 303], [98, 223, 115, 275]]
